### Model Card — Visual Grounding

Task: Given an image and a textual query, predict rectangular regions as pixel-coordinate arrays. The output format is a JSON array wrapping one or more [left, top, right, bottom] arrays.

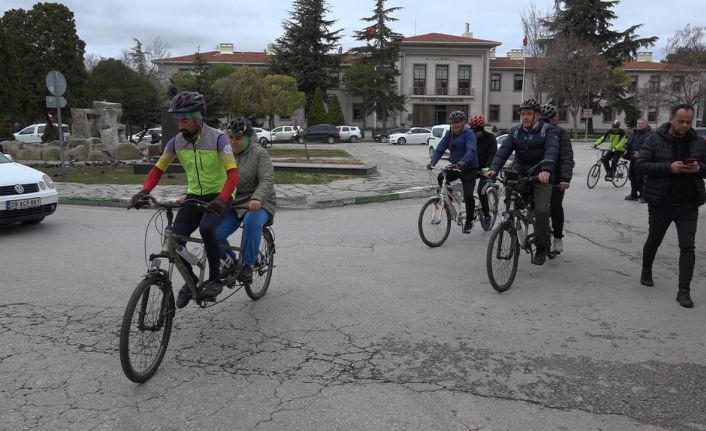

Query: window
[[672, 75, 683, 92], [489, 105, 500, 122], [352, 103, 363, 121], [649, 75, 660, 91], [513, 74, 523, 91], [435, 65, 449, 95], [648, 107, 658, 123], [628, 75, 638, 92], [558, 106, 568, 122], [328, 70, 340, 89], [512, 105, 520, 121], [602, 107, 613, 123], [457, 65, 471, 96], [490, 74, 501, 91], [413, 64, 426, 95]]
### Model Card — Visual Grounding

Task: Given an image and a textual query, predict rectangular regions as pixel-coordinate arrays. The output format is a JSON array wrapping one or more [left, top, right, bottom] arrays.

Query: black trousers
[[628, 159, 643, 197], [438, 169, 477, 221], [550, 187, 565, 239], [601, 150, 621, 175], [477, 176, 491, 217], [642, 203, 698, 291]]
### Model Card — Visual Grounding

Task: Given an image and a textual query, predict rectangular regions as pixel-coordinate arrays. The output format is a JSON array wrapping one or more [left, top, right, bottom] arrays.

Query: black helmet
[[540, 103, 558, 119], [519, 98, 541, 112], [228, 117, 253, 136], [169, 91, 207, 115], [449, 110, 467, 123]]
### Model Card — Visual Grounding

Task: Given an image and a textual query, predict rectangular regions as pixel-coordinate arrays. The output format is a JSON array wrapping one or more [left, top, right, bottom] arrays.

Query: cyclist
[[427, 110, 479, 233], [540, 103, 575, 255], [216, 117, 276, 283], [593, 120, 627, 181], [468, 113, 497, 230], [484, 98, 559, 265], [130, 91, 239, 308]]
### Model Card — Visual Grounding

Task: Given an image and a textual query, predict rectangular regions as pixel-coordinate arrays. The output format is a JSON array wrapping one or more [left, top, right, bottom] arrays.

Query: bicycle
[[485, 162, 557, 292], [586, 148, 628, 189], [119, 196, 275, 383], [418, 166, 500, 247]]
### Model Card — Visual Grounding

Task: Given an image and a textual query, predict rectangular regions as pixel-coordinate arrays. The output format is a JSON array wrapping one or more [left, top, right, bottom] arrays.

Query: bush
[[114, 143, 139, 160], [42, 146, 60, 161], [326, 94, 344, 125], [307, 87, 328, 126]]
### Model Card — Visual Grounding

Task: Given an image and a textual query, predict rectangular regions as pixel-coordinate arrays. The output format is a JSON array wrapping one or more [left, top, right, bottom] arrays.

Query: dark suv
[[299, 124, 339, 144]]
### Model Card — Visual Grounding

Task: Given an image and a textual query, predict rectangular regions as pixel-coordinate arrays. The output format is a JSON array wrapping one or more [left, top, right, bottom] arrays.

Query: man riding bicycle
[[130, 91, 239, 308], [216, 117, 276, 285], [484, 98, 559, 265], [593, 120, 627, 181], [427, 110, 479, 233]]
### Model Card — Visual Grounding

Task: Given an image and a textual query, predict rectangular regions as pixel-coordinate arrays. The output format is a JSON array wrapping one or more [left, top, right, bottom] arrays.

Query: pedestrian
[[635, 103, 706, 308], [593, 120, 627, 181], [624, 118, 651, 201]]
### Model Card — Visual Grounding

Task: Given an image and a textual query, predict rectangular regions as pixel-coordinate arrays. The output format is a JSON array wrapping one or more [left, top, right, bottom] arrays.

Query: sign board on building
[[582, 108, 593, 118]]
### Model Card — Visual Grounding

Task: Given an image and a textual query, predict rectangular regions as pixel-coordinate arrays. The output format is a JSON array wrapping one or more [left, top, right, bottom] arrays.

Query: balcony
[[408, 87, 475, 99], [412, 86, 426, 95]]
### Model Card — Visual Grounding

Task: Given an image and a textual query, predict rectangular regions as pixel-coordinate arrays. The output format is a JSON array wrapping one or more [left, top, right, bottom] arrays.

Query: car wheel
[[296, 136, 305, 144], [349, 136, 358, 143], [21, 217, 44, 225], [327, 136, 335, 144], [398, 137, 406, 145], [259, 137, 268, 146]]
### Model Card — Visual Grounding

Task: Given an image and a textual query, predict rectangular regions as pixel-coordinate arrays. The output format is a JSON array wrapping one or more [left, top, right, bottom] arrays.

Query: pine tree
[[348, 0, 404, 128], [326, 94, 344, 125], [272, 0, 342, 115], [308, 87, 328, 126]]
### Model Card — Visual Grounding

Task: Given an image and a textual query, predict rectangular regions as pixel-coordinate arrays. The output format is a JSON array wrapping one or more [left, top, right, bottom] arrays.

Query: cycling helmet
[[612, 120, 620, 127], [449, 110, 467, 123], [468, 113, 487, 129], [540, 103, 558, 119], [228, 117, 254, 136], [518, 98, 541, 111], [169, 91, 207, 115]]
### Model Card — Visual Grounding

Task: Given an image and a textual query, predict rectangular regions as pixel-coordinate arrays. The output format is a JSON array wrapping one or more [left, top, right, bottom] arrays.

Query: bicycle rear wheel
[[418, 197, 452, 247], [612, 163, 629, 188], [245, 228, 275, 300], [486, 223, 520, 292], [482, 188, 500, 231], [586, 163, 601, 189], [119, 276, 174, 383]]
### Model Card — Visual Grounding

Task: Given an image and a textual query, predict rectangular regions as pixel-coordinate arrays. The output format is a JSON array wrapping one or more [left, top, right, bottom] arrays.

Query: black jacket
[[551, 126, 574, 184], [635, 123, 706, 206], [490, 121, 559, 175], [476, 131, 497, 169], [625, 125, 652, 160]]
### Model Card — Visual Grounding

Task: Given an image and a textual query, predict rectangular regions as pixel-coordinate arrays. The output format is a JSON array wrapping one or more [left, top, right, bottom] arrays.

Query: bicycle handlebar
[[127, 195, 209, 212]]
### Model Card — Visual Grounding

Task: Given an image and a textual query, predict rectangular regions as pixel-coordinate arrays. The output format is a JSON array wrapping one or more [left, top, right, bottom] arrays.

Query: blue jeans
[[216, 209, 271, 265]]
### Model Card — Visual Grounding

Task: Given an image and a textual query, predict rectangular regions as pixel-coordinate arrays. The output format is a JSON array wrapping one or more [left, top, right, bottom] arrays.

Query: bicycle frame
[[429, 168, 464, 225], [499, 180, 535, 253]]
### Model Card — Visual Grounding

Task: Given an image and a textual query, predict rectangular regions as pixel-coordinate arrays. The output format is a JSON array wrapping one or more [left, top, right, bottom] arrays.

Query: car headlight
[[43, 174, 55, 189]]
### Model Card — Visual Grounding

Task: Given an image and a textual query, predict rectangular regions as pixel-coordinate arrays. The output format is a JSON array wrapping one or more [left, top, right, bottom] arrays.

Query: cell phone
[[685, 158, 697, 164]]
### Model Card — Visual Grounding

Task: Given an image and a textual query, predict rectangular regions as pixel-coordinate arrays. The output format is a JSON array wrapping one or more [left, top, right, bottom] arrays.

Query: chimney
[[462, 23, 473, 38], [637, 51, 653, 62], [217, 43, 234, 54], [508, 49, 523, 60]]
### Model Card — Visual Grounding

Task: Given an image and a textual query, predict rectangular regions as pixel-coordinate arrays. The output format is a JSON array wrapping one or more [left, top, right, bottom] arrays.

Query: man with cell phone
[[635, 103, 706, 308]]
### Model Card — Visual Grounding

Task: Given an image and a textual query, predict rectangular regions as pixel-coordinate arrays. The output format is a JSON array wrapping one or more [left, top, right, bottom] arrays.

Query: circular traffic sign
[[46, 70, 67, 96]]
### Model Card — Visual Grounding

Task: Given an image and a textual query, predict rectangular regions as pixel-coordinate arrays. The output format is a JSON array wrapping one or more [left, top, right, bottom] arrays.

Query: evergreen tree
[[348, 0, 404, 128], [308, 87, 328, 126], [326, 94, 344, 125], [272, 0, 342, 115]]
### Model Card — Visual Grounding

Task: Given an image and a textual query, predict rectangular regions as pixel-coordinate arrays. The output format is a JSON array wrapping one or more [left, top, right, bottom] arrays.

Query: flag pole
[[521, 35, 527, 102]]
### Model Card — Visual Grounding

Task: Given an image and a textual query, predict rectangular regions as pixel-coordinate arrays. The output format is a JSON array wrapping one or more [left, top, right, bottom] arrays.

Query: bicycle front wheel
[[245, 228, 275, 300], [486, 223, 520, 292], [483, 188, 500, 231], [586, 163, 601, 189], [119, 276, 174, 383], [612, 163, 629, 188], [418, 197, 452, 247]]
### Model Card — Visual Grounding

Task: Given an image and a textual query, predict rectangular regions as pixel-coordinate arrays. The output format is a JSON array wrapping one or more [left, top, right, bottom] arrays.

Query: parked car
[[375, 127, 409, 143], [253, 127, 271, 146], [130, 127, 162, 143], [0, 152, 58, 225], [13, 123, 70, 143], [270, 125, 302, 142], [427, 124, 451, 157], [336, 126, 362, 142], [388, 127, 431, 145], [299, 124, 339, 144]]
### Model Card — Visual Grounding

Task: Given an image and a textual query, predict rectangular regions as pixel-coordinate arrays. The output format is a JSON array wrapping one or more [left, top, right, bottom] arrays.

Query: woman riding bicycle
[[427, 110, 479, 233], [469, 113, 497, 230], [216, 117, 276, 284]]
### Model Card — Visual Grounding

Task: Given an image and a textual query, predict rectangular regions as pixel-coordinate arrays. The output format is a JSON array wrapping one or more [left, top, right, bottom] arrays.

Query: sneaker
[[462, 221, 473, 234], [676, 290, 694, 308], [237, 264, 253, 283], [639, 197, 647, 204], [533, 250, 547, 266], [481, 215, 492, 230], [197, 280, 223, 301], [605, 175, 613, 181], [176, 284, 193, 309], [640, 270, 654, 287], [553, 237, 563, 254], [625, 194, 638, 201]]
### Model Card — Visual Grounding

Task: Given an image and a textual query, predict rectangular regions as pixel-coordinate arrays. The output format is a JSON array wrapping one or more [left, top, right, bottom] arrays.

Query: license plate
[[6, 198, 41, 210]]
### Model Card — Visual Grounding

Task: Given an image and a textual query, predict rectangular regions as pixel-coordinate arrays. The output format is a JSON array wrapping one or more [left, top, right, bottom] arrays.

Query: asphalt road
[[1, 144, 705, 430]]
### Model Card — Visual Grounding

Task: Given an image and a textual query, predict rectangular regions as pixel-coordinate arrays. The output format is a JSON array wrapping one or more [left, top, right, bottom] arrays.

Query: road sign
[[582, 108, 593, 118], [46, 70, 67, 96], [46, 96, 67, 108]]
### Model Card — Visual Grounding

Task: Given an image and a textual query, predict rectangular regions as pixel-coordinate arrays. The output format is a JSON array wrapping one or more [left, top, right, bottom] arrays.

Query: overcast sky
[[2, 0, 699, 61]]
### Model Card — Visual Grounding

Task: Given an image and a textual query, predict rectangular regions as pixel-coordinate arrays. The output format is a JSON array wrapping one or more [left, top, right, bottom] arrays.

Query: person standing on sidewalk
[[625, 118, 652, 201], [593, 120, 627, 181], [635, 104, 706, 308]]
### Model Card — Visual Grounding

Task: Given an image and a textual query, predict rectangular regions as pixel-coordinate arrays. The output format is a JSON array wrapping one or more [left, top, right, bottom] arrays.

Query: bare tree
[[659, 24, 706, 107], [121, 37, 173, 84], [520, 2, 552, 99], [84, 53, 104, 72], [537, 35, 612, 137]]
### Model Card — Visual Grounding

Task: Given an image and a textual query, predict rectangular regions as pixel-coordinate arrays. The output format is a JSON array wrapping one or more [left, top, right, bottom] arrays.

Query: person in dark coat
[[540, 104, 574, 255], [635, 104, 706, 308], [625, 118, 652, 201], [468, 113, 497, 230]]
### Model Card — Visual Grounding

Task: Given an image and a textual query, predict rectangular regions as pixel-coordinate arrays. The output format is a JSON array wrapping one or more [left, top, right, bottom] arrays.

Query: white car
[[14, 123, 70, 143], [253, 127, 271, 146], [389, 127, 431, 145], [130, 127, 162, 143], [270, 125, 301, 142], [336, 126, 362, 142], [427, 124, 451, 157], [0, 152, 58, 225]]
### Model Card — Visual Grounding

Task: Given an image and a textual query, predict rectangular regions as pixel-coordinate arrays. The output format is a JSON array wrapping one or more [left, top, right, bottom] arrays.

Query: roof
[[622, 61, 681, 72], [154, 50, 356, 65], [489, 57, 696, 73], [402, 32, 501, 46]]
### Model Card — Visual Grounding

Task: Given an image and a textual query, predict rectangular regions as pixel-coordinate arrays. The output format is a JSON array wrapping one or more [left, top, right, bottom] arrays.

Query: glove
[[207, 198, 227, 216], [455, 161, 466, 170], [426, 163, 433, 170], [129, 189, 149, 208]]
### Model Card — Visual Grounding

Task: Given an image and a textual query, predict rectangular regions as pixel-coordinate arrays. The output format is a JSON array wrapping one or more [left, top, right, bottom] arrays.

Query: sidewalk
[[56, 143, 437, 209]]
